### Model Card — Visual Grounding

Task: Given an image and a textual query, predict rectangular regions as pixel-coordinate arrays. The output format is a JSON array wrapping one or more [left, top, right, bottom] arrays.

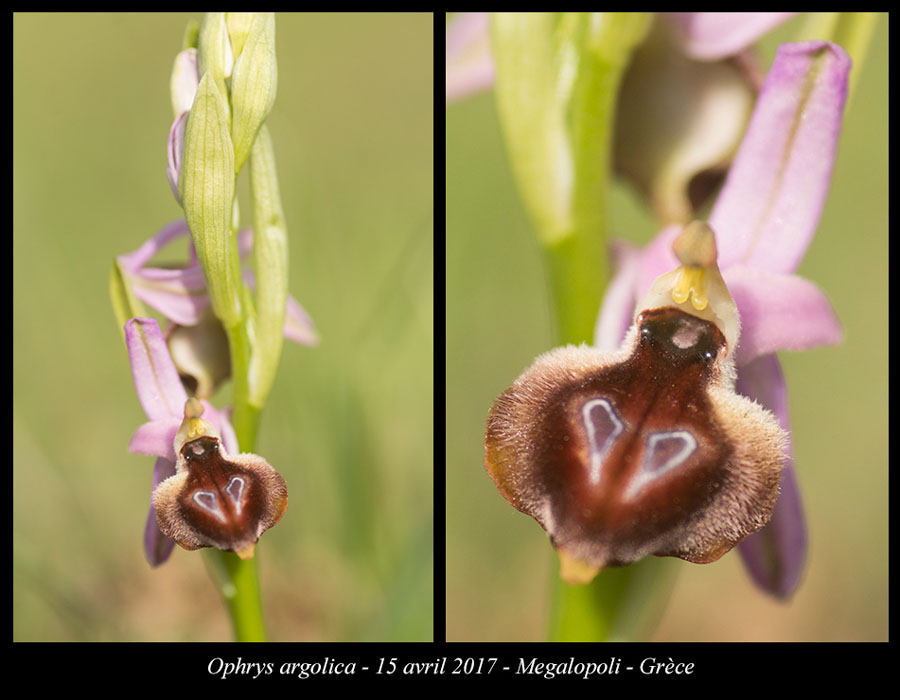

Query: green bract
[[491, 12, 650, 344], [248, 125, 288, 406], [226, 12, 257, 62], [181, 71, 242, 329], [492, 12, 649, 248], [198, 12, 234, 97], [231, 13, 277, 174]]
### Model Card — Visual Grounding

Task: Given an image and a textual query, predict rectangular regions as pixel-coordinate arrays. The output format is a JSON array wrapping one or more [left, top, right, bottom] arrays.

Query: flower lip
[[486, 225, 786, 584], [153, 398, 288, 559]]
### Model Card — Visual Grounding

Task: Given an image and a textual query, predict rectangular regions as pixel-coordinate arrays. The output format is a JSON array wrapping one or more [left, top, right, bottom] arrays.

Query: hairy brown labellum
[[485, 306, 786, 584], [153, 400, 287, 559]]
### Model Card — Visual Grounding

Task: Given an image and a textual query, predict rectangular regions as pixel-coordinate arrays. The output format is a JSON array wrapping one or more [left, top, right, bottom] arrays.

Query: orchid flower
[[594, 41, 849, 598], [126, 316, 288, 566], [125, 317, 239, 566], [485, 40, 848, 601], [116, 219, 317, 397]]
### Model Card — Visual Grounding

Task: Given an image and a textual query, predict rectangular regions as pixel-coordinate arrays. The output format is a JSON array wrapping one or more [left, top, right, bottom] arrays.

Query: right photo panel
[[445, 12, 887, 642]]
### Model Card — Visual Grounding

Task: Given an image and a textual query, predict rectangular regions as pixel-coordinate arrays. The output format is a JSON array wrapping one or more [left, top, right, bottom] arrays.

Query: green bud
[[226, 12, 256, 59], [181, 72, 242, 329], [182, 17, 200, 51], [492, 12, 649, 345], [231, 12, 278, 175], [492, 12, 649, 246], [247, 124, 287, 406], [198, 12, 234, 87]]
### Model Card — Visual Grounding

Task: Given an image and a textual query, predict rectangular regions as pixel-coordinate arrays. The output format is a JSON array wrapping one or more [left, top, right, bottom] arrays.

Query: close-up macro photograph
[[12, 8, 889, 682], [14, 12, 433, 643], [447, 12, 886, 643]]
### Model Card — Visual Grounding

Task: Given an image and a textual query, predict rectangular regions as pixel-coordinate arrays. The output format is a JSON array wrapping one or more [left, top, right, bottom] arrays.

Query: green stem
[[225, 320, 261, 451], [543, 231, 609, 350], [549, 555, 677, 641], [209, 321, 265, 641], [204, 550, 267, 641]]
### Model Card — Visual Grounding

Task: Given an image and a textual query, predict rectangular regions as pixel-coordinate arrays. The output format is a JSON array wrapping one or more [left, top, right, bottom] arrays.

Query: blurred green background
[[14, 13, 433, 641], [447, 14, 887, 641]]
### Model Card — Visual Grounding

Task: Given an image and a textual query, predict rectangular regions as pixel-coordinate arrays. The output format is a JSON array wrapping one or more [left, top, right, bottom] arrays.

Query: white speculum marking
[[225, 476, 245, 515], [625, 430, 698, 500], [193, 490, 226, 522], [582, 398, 625, 485], [671, 322, 702, 349]]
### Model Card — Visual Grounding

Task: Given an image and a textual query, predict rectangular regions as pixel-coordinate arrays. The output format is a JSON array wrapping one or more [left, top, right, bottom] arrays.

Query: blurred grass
[[447, 14, 887, 641], [14, 12, 432, 641]]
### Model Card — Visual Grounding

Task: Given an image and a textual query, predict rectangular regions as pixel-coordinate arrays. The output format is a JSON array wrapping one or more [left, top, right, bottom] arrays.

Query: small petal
[[735, 354, 806, 598], [739, 458, 807, 598], [636, 224, 681, 295], [735, 344, 789, 424], [283, 295, 319, 346], [144, 457, 178, 566], [711, 42, 851, 273], [446, 12, 495, 102], [213, 406, 240, 455], [594, 241, 641, 351], [125, 318, 188, 421], [117, 220, 193, 273], [170, 48, 199, 117], [166, 112, 188, 204], [128, 418, 180, 460], [129, 269, 211, 327], [665, 13, 798, 61], [236, 228, 254, 257], [725, 266, 843, 366], [119, 221, 247, 327]]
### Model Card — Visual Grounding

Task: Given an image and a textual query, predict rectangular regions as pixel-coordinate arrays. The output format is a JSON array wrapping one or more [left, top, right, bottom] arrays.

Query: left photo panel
[[14, 12, 433, 642]]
